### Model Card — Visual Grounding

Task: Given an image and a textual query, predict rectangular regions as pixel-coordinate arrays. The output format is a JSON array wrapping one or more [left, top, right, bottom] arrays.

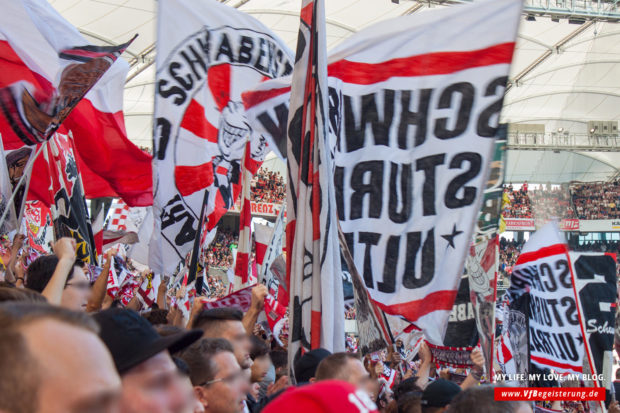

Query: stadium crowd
[[502, 180, 619, 221], [250, 168, 286, 204]]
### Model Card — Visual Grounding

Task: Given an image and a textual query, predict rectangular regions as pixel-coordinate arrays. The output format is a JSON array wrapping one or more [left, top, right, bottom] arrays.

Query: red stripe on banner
[[174, 162, 214, 196], [300, 2, 313, 26], [255, 243, 268, 265], [515, 244, 568, 265], [235, 252, 250, 284], [208, 64, 231, 112], [180, 99, 218, 143], [375, 289, 458, 322], [311, 310, 321, 349], [242, 86, 291, 110], [530, 355, 582, 373], [312, 170, 320, 241], [239, 198, 252, 229], [328, 42, 515, 85]]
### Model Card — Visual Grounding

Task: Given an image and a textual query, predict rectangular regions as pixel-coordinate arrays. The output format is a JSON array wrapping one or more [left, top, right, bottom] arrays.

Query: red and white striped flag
[[286, 0, 344, 368], [253, 223, 273, 268], [233, 143, 259, 290], [0, 0, 152, 206]]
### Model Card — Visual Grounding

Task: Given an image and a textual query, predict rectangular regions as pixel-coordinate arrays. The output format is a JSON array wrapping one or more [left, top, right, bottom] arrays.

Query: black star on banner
[[441, 224, 463, 249], [576, 334, 584, 346]]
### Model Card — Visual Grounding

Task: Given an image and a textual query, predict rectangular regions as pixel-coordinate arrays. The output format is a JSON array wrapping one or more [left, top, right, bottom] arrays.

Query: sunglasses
[[198, 370, 245, 387], [65, 281, 92, 291]]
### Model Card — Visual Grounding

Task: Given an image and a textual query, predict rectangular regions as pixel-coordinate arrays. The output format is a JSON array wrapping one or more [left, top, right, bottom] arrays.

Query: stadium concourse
[[1, 1, 620, 413]]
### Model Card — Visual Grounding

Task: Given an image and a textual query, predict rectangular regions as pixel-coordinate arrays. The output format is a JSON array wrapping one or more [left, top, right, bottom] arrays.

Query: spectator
[[25, 238, 92, 311], [420, 379, 461, 412], [180, 338, 247, 413], [173, 356, 205, 413], [93, 308, 203, 413], [445, 386, 532, 413], [0, 302, 121, 413], [249, 335, 271, 384], [294, 347, 332, 384], [316, 352, 374, 397], [262, 380, 379, 413]]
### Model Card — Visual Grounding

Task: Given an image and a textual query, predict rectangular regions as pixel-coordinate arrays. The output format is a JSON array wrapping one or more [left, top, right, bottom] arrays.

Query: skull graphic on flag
[[151, 7, 293, 275]]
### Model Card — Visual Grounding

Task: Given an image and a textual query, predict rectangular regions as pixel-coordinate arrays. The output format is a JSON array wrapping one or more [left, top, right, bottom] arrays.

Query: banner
[[0, 138, 16, 233], [0, 0, 150, 206], [509, 222, 582, 375], [44, 132, 96, 264], [253, 222, 273, 267], [286, 0, 344, 367], [246, 0, 522, 344], [233, 144, 256, 289], [150, 0, 293, 275], [231, 200, 284, 217], [571, 253, 617, 394], [200, 284, 254, 312], [24, 200, 53, 254], [444, 277, 478, 348], [497, 292, 529, 386]]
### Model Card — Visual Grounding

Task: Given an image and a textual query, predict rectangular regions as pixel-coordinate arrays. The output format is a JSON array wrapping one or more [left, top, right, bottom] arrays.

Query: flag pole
[[188, 188, 209, 293], [0, 141, 47, 232]]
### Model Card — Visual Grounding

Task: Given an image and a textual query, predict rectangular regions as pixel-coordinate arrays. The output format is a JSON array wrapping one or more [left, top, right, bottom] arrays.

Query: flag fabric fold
[[286, 0, 345, 368]]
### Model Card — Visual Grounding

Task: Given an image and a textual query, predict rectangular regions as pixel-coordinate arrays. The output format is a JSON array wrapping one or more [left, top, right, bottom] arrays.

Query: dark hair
[[142, 309, 169, 326], [0, 287, 47, 303], [445, 386, 527, 413], [193, 308, 243, 337], [394, 378, 423, 401], [269, 350, 288, 369], [173, 356, 191, 377], [315, 352, 360, 381], [0, 302, 98, 413], [250, 335, 270, 360], [179, 338, 235, 386], [156, 325, 185, 337], [399, 393, 422, 413], [25, 255, 84, 293]]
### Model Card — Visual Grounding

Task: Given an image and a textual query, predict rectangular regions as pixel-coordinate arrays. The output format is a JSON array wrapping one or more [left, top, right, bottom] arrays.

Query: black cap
[[294, 348, 331, 383], [93, 308, 203, 374], [421, 379, 461, 407]]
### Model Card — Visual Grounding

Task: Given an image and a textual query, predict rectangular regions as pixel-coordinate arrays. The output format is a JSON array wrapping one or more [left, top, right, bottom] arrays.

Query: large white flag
[[150, 0, 293, 274], [245, 0, 522, 344], [509, 222, 583, 375], [286, 0, 344, 365]]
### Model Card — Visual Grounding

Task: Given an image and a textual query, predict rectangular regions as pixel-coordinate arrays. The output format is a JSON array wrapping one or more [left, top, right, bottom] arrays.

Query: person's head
[[294, 347, 331, 384], [421, 379, 461, 412], [398, 392, 423, 413], [0, 302, 121, 413], [249, 335, 271, 383], [270, 350, 289, 380], [262, 380, 379, 413], [0, 286, 47, 303], [25, 255, 91, 311], [93, 308, 203, 413], [316, 352, 373, 395], [143, 308, 170, 326], [180, 338, 247, 413], [445, 386, 532, 413], [173, 357, 205, 413], [194, 308, 252, 369]]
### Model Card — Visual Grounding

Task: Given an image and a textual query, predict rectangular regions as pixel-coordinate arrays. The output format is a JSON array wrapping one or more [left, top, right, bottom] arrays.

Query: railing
[[506, 132, 620, 151]]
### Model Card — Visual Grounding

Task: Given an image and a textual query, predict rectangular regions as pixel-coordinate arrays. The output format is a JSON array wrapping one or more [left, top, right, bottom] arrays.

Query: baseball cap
[[421, 378, 462, 407], [93, 308, 203, 374], [263, 380, 378, 413], [294, 348, 331, 383]]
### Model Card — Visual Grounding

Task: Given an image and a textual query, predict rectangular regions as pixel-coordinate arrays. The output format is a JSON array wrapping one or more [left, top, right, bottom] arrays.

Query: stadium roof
[[49, 0, 620, 183]]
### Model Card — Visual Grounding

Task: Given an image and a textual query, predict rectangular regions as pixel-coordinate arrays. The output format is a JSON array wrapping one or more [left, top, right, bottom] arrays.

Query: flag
[[149, 0, 293, 275], [286, 0, 344, 367], [107, 199, 130, 231], [106, 256, 120, 298], [0, 136, 16, 234], [254, 223, 274, 268], [92, 208, 104, 256], [233, 144, 256, 289], [44, 132, 97, 264], [127, 207, 154, 265], [571, 252, 617, 406], [246, 0, 522, 344], [137, 273, 158, 308], [0, 0, 151, 206], [259, 206, 285, 301], [264, 293, 288, 339], [509, 222, 583, 375], [200, 284, 255, 313], [23, 200, 53, 255]]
